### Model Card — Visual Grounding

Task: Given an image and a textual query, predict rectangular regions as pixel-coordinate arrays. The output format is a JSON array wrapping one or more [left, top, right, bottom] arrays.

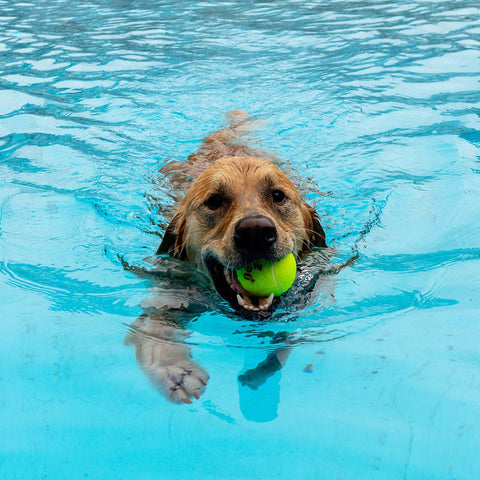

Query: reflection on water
[[1, 0, 480, 478]]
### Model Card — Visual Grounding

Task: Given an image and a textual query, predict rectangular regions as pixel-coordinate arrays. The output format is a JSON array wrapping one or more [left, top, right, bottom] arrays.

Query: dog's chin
[[205, 257, 280, 315]]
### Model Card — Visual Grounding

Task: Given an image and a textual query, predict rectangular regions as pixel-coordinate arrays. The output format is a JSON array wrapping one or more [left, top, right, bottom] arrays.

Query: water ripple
[[1, 0, 480, 474]]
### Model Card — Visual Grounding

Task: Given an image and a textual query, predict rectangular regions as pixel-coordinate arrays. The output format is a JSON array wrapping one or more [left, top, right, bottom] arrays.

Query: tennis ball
[[236, 253, 297, 297]]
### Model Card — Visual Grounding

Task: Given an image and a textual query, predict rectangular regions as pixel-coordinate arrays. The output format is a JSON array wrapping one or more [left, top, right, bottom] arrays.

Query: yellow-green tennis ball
[[236, 253, 297, 297]]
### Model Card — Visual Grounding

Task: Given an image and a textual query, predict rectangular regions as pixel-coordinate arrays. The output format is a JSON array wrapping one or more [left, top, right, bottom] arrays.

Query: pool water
[[1, 0, 480, 478]]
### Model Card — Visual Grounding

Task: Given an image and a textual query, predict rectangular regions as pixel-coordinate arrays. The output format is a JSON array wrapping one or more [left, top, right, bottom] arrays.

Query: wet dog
[[157, 112, 326, 313], [126, 111, 327, 403]]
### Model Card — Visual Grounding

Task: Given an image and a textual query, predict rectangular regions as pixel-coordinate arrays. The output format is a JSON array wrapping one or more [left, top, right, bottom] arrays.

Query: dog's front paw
[[143, 360, 210, 404]]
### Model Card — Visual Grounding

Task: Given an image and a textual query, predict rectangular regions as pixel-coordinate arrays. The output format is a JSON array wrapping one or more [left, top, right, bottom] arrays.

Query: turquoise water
[[1, 0, 480, 478]]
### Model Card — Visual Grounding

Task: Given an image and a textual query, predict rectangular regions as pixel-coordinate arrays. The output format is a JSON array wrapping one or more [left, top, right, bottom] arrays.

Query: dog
[[126, 111, 328, 404], [156, 112, 326, 313]]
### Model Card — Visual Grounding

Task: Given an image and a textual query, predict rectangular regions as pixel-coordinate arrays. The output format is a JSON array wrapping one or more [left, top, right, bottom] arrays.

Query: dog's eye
[[272, 189, 286, 204], [203, 194, 224, 210]]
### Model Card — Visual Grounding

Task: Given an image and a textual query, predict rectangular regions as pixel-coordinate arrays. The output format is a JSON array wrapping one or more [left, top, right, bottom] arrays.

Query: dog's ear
[[300, 202, 327, 254], [156, 206, 188, 260]]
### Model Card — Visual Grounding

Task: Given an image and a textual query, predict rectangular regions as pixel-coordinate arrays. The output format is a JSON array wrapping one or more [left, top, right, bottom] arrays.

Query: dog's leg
[[125, 312, 209, 404], [238, 332, 292, 390], [238, 347, 291, 390]]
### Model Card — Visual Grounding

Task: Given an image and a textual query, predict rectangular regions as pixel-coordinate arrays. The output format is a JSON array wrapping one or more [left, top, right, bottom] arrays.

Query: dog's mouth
[[206, 257, 279, 313]]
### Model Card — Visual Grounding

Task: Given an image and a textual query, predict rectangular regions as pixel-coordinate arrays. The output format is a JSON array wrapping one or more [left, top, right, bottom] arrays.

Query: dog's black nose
[[234, 216, 278, 252]]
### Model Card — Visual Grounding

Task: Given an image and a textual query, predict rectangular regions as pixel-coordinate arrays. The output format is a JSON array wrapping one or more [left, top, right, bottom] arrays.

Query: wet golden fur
[[157, 112, 326, 272], [126, 112, 328, 404], [159, 156, 324, 269]]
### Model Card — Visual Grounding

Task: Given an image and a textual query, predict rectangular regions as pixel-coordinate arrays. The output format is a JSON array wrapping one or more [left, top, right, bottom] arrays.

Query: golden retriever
[[157, 111, 326, 313], [126, 111, 327, 404]]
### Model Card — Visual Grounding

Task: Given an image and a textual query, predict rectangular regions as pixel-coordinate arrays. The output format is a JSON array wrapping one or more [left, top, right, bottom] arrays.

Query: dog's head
[[157, 156, 326, 313]]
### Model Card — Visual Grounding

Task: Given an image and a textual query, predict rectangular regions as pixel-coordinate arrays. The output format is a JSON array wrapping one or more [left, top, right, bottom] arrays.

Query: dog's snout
[[234, 215, 278, 252]]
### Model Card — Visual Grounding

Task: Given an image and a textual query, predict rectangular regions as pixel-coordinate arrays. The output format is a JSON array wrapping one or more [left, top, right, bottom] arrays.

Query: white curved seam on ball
[[271, 262, 284, 294]]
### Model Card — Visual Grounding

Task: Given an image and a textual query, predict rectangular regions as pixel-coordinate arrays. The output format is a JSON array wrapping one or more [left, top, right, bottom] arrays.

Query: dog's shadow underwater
[[123, 112, 356, 421]]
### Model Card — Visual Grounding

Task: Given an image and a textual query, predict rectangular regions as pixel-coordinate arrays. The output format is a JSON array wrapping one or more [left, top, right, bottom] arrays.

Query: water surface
[[1, 0, 480, 478]]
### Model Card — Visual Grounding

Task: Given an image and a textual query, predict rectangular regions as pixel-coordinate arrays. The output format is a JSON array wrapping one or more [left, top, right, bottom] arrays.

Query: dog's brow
[[212, 172, 229, 185], [209, 176, 231, 197], [259, 173, 277, 189]]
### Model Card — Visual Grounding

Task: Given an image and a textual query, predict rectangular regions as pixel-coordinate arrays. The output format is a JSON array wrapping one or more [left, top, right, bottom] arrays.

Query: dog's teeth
[[237, 294, 260, 311], [238, 292, 275, 312], [258, 293, 274, 310], [266, 292, 274, 307]]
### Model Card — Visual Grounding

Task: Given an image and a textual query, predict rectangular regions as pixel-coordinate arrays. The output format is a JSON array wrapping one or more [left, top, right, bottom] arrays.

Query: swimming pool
[[1, 0, 480, 478]]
